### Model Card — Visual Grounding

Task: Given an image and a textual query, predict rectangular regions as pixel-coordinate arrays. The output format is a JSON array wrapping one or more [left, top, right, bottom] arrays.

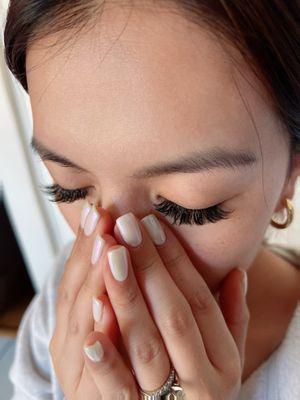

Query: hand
[[49, 202, 124, 399], [82, 211, 249, 399]]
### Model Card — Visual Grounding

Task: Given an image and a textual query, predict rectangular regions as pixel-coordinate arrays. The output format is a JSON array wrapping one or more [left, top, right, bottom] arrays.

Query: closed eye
[[40, 183, 233, 226], [40, 183, 90, 203], [153, 197, 233, 226]]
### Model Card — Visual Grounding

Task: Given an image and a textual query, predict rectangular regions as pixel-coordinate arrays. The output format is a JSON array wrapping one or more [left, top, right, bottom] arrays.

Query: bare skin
[[26, 2, 300, 390], [242, 245, 300, 382]]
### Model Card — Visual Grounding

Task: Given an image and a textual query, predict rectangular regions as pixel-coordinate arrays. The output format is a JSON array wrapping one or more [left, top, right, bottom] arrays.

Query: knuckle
[[81, 277, 95, 297], [56, 282, 74, 308], [132, 335, 162, 365], [163, 304, 192, 338], [139, 256, 160, 278], [70, 237, 87, 261], [68, 309, 80, 336], [189, 286, 214, 315], [164, 251, 185, 271], [112, 285, 139, 313], [100, 353, 119, 376], [64, 256, 74, 271]]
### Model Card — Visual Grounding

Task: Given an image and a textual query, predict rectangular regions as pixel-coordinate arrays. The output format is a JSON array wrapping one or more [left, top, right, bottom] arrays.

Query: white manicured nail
[[92, 296, 104, 322], [116, 212, 142, 247], [84, 205, 100, 236], [91, 234, 105, 265], [108, 247, 128, 282], [84, 341, 104, 362], [80, 200, 91, 229], [141, 214, 166, 245]]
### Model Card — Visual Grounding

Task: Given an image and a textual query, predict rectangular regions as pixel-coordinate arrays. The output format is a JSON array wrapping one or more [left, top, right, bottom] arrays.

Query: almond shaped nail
[[84, 205, 100, 236]]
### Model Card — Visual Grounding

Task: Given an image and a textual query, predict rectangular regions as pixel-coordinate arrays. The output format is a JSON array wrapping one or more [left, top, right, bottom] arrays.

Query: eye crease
[[41, 183, 233, 226]]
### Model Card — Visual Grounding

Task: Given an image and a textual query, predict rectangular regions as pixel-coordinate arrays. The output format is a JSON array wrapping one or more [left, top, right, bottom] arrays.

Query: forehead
[[26, 3, 266, 174]]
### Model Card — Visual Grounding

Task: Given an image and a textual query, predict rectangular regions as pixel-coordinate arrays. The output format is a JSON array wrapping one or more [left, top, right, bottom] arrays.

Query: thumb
[[218, 267, 250, 369]]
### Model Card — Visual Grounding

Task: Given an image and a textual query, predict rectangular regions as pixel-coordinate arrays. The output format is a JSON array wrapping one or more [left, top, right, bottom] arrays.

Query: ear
[[274, 153, 300, 212]]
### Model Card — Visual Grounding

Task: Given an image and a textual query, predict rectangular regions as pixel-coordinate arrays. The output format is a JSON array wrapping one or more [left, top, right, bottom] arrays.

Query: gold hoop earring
[[270, 198, 294, 229]]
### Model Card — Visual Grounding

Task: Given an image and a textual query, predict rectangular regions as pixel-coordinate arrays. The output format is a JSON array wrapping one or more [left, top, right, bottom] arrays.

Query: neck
[[241, 244, 300, 382]]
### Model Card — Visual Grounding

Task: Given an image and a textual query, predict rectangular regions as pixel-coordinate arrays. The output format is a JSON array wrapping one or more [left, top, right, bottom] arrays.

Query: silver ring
[[138, 366, 176, 399]]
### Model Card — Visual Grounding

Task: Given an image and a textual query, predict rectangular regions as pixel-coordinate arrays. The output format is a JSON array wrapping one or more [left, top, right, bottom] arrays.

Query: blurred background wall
[[0, 0, 74, 294]]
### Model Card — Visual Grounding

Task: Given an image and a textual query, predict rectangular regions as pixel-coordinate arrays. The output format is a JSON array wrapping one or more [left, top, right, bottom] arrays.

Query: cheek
[[164, 200, 273, 292]]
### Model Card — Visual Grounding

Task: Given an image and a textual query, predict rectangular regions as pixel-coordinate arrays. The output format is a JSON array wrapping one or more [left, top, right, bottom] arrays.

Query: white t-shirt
[[8, 241, 300, 399]]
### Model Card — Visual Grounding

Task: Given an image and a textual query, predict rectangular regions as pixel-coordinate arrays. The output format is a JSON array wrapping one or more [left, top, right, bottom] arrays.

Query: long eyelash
[[39, 183, 232, 225], [40, 184, 89, 203], [154, 198, 232, 226]]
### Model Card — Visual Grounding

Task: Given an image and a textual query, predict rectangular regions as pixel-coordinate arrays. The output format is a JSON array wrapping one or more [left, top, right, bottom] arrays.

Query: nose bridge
[[99, 184, 152, 223]]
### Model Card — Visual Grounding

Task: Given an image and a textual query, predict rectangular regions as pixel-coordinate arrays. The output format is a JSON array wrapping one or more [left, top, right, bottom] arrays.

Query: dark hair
[[3, 1, 300, 173]]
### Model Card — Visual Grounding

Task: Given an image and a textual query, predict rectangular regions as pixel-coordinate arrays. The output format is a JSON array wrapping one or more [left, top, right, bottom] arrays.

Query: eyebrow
[[31, 137, 88, 172], [31, 136, 258, 178]]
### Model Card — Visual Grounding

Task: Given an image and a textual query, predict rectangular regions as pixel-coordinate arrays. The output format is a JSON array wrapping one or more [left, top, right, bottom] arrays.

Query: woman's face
[[26, 4, 293, 293]]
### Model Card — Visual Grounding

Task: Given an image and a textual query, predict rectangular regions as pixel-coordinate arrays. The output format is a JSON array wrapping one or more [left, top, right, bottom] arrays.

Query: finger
[[138, 213, 241, 373], [83, 331, 139, 399], [76, 295, 123, 400], [93, 294, 134, 374], [93, 293, 121, 349], [54, 201, 112, 347], [61, 232, 117, 386], [74, 365, 102, 400], [50, 204, 111, 390], [102, 243, 171, 392], [218, 268, 250, 369], [93, 298, 153, 379], [112, 213, 210, 387]]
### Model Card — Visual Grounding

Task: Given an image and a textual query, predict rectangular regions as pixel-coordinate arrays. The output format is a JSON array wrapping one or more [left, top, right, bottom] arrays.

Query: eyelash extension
[[40, 184, 232, 226], [40, 184, 89, 203], [154, 198, 232, 226]]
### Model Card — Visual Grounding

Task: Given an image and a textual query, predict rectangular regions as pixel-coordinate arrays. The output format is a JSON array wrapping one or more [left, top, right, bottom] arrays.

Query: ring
[[138, 366, 185, 399]]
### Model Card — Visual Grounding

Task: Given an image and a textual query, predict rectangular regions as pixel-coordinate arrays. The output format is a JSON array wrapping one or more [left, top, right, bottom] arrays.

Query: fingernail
[[84, 205, 100, 236], [108, 246, 128, 282], [84, 340, 104, 362], [91, 234, 105, 265], [92, 296, 104, 322], [116, 212, 142, 247], [81, 200, 91, 229], [140, 214, 166, 245]]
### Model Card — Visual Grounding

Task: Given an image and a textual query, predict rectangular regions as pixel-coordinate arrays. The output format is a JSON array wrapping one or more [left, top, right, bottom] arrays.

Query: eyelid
[[46, 182, 95, 194], [44, 184, 228, 213], [154, 195, 223, 211]]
